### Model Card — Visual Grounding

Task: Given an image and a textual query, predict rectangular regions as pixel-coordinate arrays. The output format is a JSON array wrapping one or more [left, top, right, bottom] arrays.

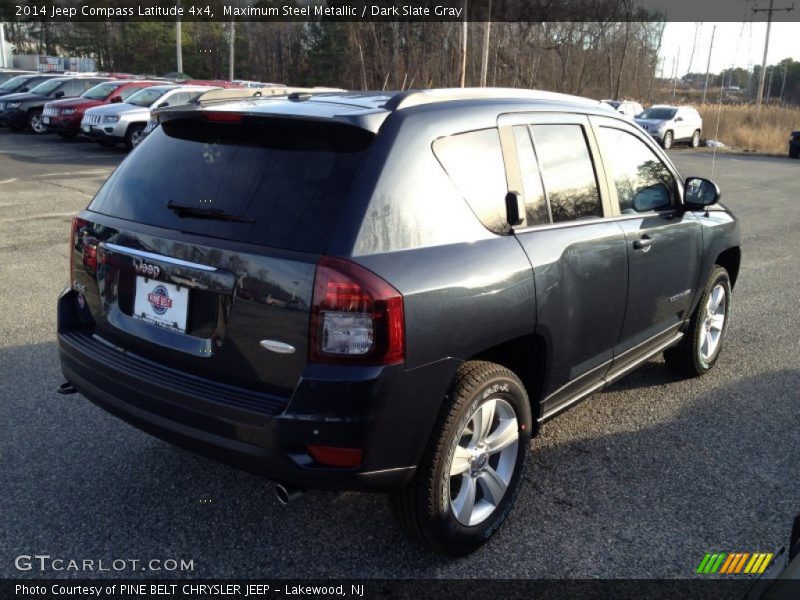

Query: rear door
[[592, 116, 702, 366], [73, 115, 373, 396], [499, 113, 629, 417]]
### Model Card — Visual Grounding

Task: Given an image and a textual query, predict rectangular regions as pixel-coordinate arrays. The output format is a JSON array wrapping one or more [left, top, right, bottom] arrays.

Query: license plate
[[42, 116, 50, 124], [82, 125, 90, 133], [133, 277, 189, 332]]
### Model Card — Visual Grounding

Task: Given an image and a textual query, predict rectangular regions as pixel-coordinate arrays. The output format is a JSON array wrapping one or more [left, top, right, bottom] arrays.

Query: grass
[[696, 103, 799, 154]]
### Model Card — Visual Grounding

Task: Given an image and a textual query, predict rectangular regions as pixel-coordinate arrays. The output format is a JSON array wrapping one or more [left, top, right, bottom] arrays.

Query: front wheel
[[662, 130, 674, 150], [28, 112, 47, 134], [125, 124, 145, 151], [664, 266, 731, 376], [390, 361, 531, 556], [691, 130, 701, 148]]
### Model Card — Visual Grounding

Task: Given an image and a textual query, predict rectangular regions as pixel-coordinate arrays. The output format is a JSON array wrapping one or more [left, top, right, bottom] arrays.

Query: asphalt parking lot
[[1, 129, 798, 579]]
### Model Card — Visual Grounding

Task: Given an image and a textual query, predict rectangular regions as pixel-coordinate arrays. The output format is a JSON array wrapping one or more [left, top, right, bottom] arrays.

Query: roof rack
[[384, 87, 603, 112], [192, 86, 345, 105]]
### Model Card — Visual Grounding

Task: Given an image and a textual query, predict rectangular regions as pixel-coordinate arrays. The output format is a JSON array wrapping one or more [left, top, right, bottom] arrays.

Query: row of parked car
[[0, 69, 286, 150], [602, 98, 704, 150]]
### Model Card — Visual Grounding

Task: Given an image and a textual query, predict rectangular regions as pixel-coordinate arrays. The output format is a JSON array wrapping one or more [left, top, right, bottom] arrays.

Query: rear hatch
[[70, 113, 373, 397]]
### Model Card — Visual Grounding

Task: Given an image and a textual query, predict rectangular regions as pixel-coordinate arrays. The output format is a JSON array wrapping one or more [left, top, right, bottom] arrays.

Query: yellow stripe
[[758, 553, 774, 574], [734, 553, 749, 573], [720, 553, 736, 574], [745, 554, 760, 574]]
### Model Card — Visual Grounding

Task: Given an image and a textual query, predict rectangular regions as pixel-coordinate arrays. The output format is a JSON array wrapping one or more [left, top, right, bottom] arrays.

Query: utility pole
[[176, 2, 183, 74], [671, 48, 680, 100], [702, 25, 716, 105], [228, 20, 235, 81], [766, 65, 774, 104], [779, 59, 789, 104], [459, 0, 467, 87], [753, 0, 794, 114], [479, 0, 492, 87]]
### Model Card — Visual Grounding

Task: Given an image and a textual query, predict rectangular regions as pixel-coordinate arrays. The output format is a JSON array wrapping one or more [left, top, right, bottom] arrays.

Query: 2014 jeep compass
[[58, 88, 740, 556]]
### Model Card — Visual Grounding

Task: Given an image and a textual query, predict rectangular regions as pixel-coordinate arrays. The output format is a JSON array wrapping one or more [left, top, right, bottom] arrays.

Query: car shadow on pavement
[[2, 341, 798, 578]]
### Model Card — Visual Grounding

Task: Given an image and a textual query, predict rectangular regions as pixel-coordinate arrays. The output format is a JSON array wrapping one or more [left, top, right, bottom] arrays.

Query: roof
[[156, 87, 620, 133]]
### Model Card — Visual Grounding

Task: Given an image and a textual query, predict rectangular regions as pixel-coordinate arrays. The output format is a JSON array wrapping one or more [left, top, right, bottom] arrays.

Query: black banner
[[0, 0, 796, 23], [5, 579, 799, 600]]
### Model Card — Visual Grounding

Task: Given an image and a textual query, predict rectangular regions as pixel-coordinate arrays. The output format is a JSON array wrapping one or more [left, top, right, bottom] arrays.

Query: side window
[[61, 81, 80, 96], [118, 86, 139, 100], [529, 124, 602, 223], [511, 125, 550, 226], [598, 127, 676, 213], [433, 128, 509, 233]]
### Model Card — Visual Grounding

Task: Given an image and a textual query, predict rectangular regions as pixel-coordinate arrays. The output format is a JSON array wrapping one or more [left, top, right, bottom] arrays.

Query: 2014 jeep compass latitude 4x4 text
[[58, 88, 740, 556]]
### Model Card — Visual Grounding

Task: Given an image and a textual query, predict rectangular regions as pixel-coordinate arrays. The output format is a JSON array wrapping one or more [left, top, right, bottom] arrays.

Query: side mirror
[[54, 90, 65, 99], [157, 101, 169, 108], [684, 177, 720, 208], [109, 95, 122, 103], [505, 191, 525, 227], [675, 116, 684, 122]]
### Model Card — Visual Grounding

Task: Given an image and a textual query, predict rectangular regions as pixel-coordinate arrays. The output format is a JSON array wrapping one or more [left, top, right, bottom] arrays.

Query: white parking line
[[0, 178, 18, 184], [32, 169, 112, 178]]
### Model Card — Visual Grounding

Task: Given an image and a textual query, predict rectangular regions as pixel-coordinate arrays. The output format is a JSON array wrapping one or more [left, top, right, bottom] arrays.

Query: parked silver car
[[635, 105, 702, 149], [81, 84, 216, 150]]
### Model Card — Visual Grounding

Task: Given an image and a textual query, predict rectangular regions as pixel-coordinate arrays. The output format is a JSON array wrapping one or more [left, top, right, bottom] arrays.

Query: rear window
[[89, 117, 372, 253]]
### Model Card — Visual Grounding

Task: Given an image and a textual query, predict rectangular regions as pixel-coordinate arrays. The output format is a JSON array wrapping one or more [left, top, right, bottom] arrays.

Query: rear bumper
[[58, 289, 458, 492]]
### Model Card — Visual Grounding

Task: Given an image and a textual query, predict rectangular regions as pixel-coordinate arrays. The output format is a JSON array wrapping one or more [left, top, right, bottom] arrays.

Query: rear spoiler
[[191, 86, 346, 105]]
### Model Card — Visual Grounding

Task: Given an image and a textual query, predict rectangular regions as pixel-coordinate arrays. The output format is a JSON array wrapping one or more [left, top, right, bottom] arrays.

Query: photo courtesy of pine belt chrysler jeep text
[[58, 88, 741, 556]]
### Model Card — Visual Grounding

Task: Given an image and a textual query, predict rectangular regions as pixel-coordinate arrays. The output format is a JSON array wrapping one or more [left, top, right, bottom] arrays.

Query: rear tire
[[790, 146, 799, 159], [662, 130, 674, 150], [390, 361, 531, 556], [664, 266, 731, 377], [691, 130, 701, 148]]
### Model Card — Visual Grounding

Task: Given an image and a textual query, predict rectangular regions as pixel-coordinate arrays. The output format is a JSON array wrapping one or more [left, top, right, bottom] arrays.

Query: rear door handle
[[633, 236, 654, 250]]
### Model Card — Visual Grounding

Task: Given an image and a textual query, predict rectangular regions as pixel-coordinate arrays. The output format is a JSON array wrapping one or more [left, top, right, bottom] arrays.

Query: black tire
[[124, 124, 145, 151], [390, 361, 532, 556], [664, 266, 732, 377], [691, 130, 701, 148], [790, 146, 799, 159], [662, 130, 674, 150]]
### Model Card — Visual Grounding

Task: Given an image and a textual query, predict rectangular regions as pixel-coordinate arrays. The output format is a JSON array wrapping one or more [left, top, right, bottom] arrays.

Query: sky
[[659, 22, 800, 77]]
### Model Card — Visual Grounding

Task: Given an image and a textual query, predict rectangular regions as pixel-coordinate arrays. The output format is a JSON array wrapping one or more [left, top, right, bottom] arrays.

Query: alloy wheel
[[448, 397, 519, 526], [699, 284, 726, 361]]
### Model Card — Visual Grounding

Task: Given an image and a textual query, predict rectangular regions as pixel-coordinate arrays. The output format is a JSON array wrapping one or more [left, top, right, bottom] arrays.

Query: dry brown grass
[[696, 103, 799, 154]]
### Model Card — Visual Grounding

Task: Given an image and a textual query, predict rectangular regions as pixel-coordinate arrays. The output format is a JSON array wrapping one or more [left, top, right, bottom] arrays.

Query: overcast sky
[[659, 22, 800, 77]]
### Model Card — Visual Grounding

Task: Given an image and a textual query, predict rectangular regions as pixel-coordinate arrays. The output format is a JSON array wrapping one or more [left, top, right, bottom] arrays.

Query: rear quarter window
[[88, 117, 372, 253], [432, 128, 509, 234]]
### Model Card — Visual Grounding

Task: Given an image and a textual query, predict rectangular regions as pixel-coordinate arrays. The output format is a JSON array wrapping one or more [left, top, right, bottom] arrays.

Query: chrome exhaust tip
[[275, 483, 303, 505]]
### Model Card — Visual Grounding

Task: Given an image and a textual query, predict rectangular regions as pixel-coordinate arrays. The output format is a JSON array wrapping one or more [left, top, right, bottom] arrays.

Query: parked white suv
[[602, 99, 643, 119], [635, 105, 702, 149], [81, 84, 216, 150]]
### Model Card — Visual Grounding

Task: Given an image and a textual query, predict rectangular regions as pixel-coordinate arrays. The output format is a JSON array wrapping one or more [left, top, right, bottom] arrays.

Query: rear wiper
[[166, 201, 254, 223]]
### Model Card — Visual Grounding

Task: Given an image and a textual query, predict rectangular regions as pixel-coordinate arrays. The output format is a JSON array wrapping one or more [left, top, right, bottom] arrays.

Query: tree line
[[8, 12, 799, 106]]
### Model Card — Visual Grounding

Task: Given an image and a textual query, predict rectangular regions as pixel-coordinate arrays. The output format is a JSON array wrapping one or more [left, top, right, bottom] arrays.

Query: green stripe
[[704, 553, 719, 573], [710, 553, 727, 573], [697, 553, 713, 573]]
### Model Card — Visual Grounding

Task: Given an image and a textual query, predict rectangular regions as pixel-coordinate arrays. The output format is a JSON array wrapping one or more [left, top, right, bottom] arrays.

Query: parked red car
[[42, 79, 161, 138]]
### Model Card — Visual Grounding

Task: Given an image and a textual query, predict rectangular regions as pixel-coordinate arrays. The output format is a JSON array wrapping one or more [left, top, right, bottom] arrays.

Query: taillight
[[309, 257, 404, 365], [69, 217, 92, 285]]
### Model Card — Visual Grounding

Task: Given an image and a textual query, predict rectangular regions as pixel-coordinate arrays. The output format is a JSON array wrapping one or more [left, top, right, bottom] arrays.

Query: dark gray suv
[[58, 88, 740, 556]]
